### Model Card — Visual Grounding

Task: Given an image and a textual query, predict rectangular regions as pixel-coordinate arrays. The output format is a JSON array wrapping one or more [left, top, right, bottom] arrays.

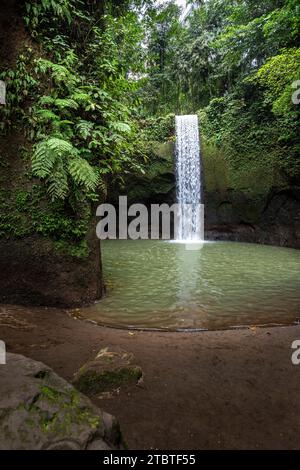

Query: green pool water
[[81, 240, 300, 330]]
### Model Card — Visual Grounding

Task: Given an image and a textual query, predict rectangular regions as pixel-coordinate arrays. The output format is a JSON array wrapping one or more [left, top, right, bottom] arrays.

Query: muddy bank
[[1, 304, 300, 449]]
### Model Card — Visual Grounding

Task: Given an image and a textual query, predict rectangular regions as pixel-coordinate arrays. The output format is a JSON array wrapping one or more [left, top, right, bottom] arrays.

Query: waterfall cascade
[[175, 115, 203, 241]]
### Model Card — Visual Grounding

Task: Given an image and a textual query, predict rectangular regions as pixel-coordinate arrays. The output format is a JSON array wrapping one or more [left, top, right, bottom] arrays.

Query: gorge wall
[[204, 186, 300, 249], [0, 0, 103, 307]]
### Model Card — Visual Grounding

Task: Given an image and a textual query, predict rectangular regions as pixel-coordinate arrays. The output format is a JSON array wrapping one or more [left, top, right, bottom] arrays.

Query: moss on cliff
[[0, 145, 91, 258]]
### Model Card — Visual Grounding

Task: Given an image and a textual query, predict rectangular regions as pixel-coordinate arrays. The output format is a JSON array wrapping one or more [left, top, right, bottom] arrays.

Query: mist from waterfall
[[175, 115, 203, 241]]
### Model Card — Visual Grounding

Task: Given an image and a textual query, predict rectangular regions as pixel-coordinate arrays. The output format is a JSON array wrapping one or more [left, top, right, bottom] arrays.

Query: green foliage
[[0, 48, 37, 131], [140, 2, 183, 115], [139, 0, 300, 191], [24, 0, 74, 31], [0, 178, 92, 239], [0, 0, 149, 252], [32, 137, 99, 200], [53, 239, 90, 259], [108, 114, 176, 205], [141, 0, 300, 114], [253, 48, 300, 116], [1, 0, 300, 251], [138, 114, 175, 143]]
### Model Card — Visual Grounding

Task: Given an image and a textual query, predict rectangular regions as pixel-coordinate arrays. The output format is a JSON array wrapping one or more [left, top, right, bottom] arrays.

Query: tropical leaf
[[110, 121, 131, 133], [32, 137, 75, 178], [54, 98, 79, 110], [76, 120, 94, 139], [68, 156, 99, 191]]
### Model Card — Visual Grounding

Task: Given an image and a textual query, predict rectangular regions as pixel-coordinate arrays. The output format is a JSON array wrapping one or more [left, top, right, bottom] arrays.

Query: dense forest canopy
[[0, 0, 299, 252]]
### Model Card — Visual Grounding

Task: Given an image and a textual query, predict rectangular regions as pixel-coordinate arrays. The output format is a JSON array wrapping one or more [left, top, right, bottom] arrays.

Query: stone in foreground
[[73, 347, 142, 394], [0, 353, 124, 450]]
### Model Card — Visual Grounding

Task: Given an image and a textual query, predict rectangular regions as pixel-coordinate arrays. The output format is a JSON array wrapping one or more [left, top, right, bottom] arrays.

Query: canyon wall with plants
[[0, 0, 144, 305]]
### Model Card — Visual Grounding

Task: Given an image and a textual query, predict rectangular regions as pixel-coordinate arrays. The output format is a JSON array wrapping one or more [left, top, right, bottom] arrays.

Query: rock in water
[[0, 353, 124, 450], [73, 347, 143, 395]]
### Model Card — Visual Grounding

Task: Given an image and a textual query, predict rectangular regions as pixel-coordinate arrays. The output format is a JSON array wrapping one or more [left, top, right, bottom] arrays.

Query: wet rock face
[[205, 187, 300, 248], [0, 353, 124, 450], [0, 234, 102, 307]]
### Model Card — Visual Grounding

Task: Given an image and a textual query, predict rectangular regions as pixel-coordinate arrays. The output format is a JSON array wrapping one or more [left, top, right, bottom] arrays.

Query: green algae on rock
[[73, 347, 143, 395], [0, 353, 124, 450]]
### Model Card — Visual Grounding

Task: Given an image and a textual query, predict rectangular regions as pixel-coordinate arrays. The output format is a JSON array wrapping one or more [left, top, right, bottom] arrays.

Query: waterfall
[[175, 115, 203, 241]]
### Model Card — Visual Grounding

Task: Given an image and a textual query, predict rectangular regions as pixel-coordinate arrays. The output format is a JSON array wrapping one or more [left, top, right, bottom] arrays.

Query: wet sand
[[1, 304, 300, 449]]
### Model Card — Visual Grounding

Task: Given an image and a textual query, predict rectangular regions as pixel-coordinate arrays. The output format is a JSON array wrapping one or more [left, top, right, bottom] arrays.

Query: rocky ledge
[[0, 353, 124, 450]]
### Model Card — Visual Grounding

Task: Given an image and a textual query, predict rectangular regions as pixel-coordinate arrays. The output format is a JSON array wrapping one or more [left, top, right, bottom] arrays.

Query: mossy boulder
[[0, 353, 124, 450], [73, 348, 143, 395]]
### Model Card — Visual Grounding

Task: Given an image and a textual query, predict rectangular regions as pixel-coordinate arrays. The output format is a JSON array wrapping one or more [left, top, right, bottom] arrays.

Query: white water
[[175, 115, 203, 241]]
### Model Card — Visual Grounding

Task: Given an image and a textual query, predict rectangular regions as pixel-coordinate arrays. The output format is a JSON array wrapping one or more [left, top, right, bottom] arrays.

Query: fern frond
[[110, 121, 131, 133], [76, 120, 94, 139], [71, 92, 91, 103], [32, 137, 75, 178], [55, 98, 79, 110], [32, 136, 101, 200], [36, 59, 78, 86], [35, 109, 59, 121], [32, 143, 57, 178], [69, 157, 99, 191], [46, 137, 75, 154], [47, 162, 69, 201], [39, 96, 55, 106]]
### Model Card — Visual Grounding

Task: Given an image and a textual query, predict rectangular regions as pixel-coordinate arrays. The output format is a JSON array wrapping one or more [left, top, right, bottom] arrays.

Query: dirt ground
[[1, 303, 300, 450]]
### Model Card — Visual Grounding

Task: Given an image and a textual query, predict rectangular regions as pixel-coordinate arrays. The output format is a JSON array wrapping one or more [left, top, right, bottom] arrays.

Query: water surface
[[81, 240, 300, 330]]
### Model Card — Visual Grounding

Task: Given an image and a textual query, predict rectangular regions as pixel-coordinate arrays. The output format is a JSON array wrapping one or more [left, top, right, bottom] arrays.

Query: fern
[[32, 137, 75, 178], [47, 161, 69, 200], [36, 59, 78, 87], [44, 137, 74, 154], [39, 96, 55, 106], [35, 109, 59, 121], [69, 157, 99, 191], [32, 137, 100, 200], [71, 92, 92, 104], [54, 98, 78, 110], [76, 120, 94, 139], [110, 121, 131, 133]]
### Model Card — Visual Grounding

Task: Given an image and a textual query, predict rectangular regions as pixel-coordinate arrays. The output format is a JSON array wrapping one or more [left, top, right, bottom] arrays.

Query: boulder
[[73, 347, 142, 395], [0, 353, 124, 450]]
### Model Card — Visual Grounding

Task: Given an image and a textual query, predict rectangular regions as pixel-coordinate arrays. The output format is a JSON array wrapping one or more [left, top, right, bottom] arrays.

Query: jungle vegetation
[[0, 0, 299, 253]]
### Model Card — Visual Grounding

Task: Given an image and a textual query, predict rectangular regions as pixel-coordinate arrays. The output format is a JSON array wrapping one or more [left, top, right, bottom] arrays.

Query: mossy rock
[[152, 141, 174, 161], [0, 353, 124, 450], [73, 348, 143, 395]]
